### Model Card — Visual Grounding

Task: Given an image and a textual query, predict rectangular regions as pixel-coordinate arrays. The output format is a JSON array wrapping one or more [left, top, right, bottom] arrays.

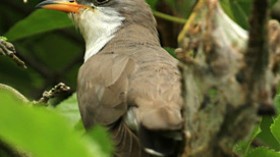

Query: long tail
[[109, 120, 152, 157], [139, 126, 184, 157]]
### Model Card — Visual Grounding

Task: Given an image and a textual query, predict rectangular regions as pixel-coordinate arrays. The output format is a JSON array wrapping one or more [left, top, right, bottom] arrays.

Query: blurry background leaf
[[87, 126, 114, 157], [164, 47, 176, 58], [5, 10, 72, 42], [163, 0, 196, 18], [274, 89, 280, 113], [220, 0, 278, 29], [271, 115, 280, 145], [256, 117, 280, 150], [245, 147, 280, 157], [53, 93, 80, 127], [53, 93, 113, 156], [233, 126, 261, 156], [146, 0, 159, 10], [53, 93, 86, 133]]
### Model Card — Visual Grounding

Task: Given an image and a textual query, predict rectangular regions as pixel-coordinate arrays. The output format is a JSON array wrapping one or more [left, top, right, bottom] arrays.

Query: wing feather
[[77, 53, 135, 127]]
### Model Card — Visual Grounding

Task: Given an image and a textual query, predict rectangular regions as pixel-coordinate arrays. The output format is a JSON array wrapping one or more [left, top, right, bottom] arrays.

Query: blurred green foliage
[[53, 93, 81, 128], [0, 88, 111, 157], [246, 147, 280, 157], [241, 114, 280, 157], [220, 0, 278, 29], [5, 10, 72, 42], [1, 0, 280, 157]]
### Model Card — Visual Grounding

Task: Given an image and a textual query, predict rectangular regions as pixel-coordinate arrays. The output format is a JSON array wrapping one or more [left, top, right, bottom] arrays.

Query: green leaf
[[271, 115, 280, 144], [233, 126, 261, 156], [271, 0, 278, 7], [163, 0, 176, 9], [87, 126, 114, 156], [246, 147, 280, 157], [221, 0, 278, 29], [274, 88, 280, 113], [146, 0, 159, 10], [54, 93, 85, 133], [163, 0, 196, 18], [229, 1, 249, 29], [220, 0, 250, 29], [54, 93, 81, 127], [164, 47, 176, 58], [55, 94, 113, 156], [257, 117, 280, 150], [0, 88, 106, 157], [5, 10, 72, 42], [0, 36, 8, 41]]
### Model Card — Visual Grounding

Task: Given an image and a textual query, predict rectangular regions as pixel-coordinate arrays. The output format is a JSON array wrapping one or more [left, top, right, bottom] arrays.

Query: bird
[[37, 0, 184, 156]]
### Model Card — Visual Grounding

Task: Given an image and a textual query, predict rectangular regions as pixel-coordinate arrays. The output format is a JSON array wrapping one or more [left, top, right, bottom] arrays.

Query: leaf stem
[[153, 11, 187, 24]]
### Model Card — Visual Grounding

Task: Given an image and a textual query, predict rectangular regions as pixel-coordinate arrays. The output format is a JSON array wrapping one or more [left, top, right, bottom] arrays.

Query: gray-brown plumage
[[37, 0, 184, 156]]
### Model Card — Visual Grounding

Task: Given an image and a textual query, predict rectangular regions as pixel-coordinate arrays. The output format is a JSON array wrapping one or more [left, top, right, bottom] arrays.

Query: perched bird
[[37, 0, 184, 156]]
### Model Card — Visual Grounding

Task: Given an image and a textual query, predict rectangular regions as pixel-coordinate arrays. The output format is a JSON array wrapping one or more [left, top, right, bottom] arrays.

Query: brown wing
[[77, 53, 153, 157], [77, 53, 135, 127], [127, 46, 183, 130]]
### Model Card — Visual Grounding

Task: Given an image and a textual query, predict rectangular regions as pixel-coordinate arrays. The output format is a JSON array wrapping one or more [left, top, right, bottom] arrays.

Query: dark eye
[[95, 0, 109, 5]]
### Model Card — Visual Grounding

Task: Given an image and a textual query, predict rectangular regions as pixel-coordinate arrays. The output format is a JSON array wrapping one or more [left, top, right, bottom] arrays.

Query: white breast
[[70, 7, 125, 61]]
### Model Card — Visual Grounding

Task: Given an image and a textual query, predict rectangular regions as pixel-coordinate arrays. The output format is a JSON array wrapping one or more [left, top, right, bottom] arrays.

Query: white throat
[[71, 7, 125, 62]]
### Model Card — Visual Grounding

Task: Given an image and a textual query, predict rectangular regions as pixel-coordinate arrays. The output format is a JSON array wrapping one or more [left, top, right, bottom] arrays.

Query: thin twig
[[153, 11, 187, 24], [0, 38, 27, 69], [35, 82, 71, 104]]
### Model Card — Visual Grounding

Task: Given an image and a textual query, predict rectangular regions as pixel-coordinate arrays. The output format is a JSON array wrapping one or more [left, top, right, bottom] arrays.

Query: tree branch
[[0, 38, 27, 69], [243, 0, 275, 115], [35, 82, 71, 104]]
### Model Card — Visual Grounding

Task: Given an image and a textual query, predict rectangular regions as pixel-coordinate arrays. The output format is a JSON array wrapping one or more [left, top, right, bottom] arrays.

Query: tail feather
[[139, 126, 184, 157], [109, 120, 152, 157]]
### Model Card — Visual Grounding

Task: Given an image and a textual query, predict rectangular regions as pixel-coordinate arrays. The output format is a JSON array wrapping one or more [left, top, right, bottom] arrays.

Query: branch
[[246, 0, 269, 77], [243, 0, 275, 115], [153, 11, 187, 24], [0, 37, 27, 69], [0, 83, 29, 102], [35, 82, 71, 104]]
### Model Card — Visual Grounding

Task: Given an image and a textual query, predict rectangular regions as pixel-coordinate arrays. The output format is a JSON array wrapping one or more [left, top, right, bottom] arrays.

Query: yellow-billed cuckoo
[[37, 0, 184, 156]]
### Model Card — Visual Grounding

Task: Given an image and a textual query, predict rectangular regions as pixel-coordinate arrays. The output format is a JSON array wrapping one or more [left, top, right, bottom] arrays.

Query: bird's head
[[37, 0, 157, 60], [36, 0, 157, 35], [36, 0, 156, 35]]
